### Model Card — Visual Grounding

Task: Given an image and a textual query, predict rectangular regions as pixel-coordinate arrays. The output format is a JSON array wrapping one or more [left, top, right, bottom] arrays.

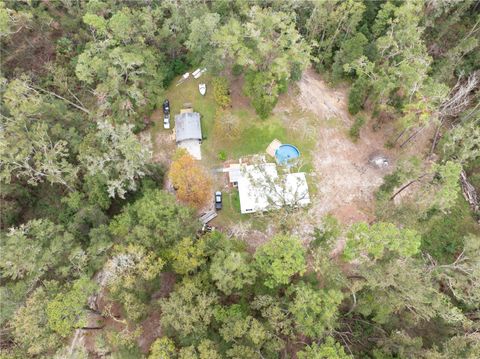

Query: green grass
[[214, 189, 259, 228], [213, 188, 272, 232], [230, 121, 287, 157], [165, 74, 217, 136], [215, 190, 242, 225]]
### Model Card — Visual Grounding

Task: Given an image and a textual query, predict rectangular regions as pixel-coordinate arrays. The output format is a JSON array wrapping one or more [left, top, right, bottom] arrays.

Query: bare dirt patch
[[147, 110, 177, 166], [138, 311, 162, 354], [229, 224, 271, 253], [296, 69, 351, 124], [228, 74, 251, 110], [138, 272, 177, 353], [2, 29, 58, 76], [288, 68, 397, 226]]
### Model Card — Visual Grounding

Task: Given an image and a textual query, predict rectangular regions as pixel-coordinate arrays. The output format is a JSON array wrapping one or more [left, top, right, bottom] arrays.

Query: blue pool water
[[275, 144, 300, 165]]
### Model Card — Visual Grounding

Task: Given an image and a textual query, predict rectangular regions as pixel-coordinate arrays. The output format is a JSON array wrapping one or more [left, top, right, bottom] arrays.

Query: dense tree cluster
[[0, 1, 478, 358]]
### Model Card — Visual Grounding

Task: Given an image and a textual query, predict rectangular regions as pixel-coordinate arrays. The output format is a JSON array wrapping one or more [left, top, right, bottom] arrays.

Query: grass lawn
[[214, 189, 242, 227]]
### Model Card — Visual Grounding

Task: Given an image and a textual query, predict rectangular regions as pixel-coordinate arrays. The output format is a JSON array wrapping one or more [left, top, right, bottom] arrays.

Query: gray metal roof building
[[175, 112, 202, 143]]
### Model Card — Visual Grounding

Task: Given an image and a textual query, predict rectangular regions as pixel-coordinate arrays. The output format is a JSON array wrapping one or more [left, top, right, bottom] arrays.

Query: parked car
[[215, 191, 222, 210], [163, 99, 170, 129], [163, 113, 170, 129], [163, 99, 170, 115]]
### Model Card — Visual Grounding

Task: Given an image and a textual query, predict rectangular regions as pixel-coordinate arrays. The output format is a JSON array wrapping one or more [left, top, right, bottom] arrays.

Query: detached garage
[[175, 110, 202, 160]]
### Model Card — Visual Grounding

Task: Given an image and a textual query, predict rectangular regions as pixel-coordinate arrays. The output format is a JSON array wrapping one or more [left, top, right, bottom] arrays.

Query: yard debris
[[176, 72, 190, 86], [192, 68, 201, 78], [368, 153, 389, 169], [193, 68, 207, 79], [368, 151, 390, 168], [199, 210, 218, 224], [460, 170, 479, 222]]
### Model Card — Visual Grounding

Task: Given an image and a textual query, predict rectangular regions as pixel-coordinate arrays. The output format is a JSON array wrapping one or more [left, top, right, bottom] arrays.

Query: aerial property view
[[1, 1, 479, 358]]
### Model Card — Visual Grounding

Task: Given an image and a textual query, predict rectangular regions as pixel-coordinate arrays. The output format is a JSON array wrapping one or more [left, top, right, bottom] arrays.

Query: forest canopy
[[0, 1, 479, 358]]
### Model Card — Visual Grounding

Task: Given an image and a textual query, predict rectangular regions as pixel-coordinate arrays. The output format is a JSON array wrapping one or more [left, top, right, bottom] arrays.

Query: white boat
[[199, 83, 206, 96]]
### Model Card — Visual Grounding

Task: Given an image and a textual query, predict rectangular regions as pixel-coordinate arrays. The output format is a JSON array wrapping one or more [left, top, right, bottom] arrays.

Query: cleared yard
[[147, 72, 316, 224], [146, 69, 407, 248], [286, 68, 397, 233]]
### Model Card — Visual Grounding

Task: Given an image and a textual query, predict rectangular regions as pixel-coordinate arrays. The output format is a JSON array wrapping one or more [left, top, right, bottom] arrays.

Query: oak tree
[[169, 150, 212, 209]]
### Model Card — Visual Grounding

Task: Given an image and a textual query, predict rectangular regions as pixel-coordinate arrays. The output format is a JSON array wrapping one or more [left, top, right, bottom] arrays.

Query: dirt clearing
[[290, 68, 396, 227], [146, 109, 177, 166]]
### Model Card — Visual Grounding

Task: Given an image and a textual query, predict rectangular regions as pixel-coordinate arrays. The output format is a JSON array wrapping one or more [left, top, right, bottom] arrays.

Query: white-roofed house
[[228, 162, 310, 214]]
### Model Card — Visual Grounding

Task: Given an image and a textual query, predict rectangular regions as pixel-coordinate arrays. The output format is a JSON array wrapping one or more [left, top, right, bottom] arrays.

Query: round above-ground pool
[[275, 144, 300, 165]]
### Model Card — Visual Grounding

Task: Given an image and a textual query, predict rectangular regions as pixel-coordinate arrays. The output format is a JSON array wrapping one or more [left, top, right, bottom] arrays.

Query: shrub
[[277, 77, 289, 94], [218, 150, 227, 161], [311, 215, 341, 249], [348, 115, 366, 141], [162, 57, 190, 86], [214, 110, 241, 139], [232, 64, 243, 76], [375, 170, 402, 201], [56, 37, 73, 57], [212, 77, 231, 108], [291, 62, 303, 81], [348, 77, 369, 115]]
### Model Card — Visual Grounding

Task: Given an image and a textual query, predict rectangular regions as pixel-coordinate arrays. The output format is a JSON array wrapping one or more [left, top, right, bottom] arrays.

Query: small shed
[[175, 111, 202, 159]]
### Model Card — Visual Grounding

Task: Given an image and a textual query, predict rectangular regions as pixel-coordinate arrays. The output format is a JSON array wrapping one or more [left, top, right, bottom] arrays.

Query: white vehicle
[[199, 83, 206, 96], [163, 99, 170, 129], [163, 115, 170, 129]]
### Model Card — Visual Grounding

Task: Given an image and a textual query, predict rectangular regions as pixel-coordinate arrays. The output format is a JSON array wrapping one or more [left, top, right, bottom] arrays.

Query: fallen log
[[390, 174, 428, 201], [460, 170, 479, 221]]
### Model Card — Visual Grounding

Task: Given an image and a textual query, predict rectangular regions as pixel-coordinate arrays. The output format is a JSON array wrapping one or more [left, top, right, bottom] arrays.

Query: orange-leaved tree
[[169, 149, 212, 209]]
